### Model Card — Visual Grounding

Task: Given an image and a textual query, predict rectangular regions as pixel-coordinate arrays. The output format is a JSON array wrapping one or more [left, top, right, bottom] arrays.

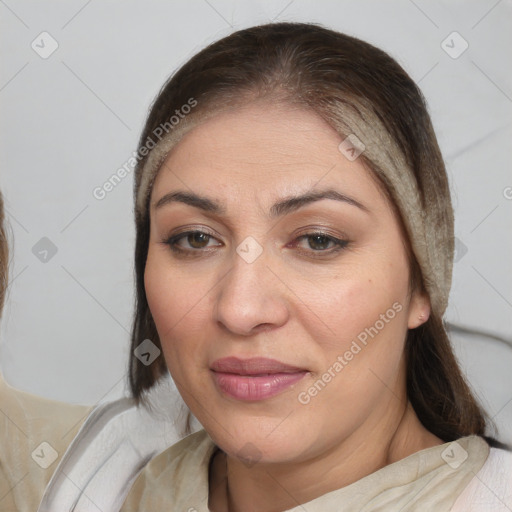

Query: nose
[[213, 247, 289, 336]]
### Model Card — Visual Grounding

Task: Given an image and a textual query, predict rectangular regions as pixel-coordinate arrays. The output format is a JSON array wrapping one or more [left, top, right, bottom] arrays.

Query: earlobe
[[407, 291, 431, 329]]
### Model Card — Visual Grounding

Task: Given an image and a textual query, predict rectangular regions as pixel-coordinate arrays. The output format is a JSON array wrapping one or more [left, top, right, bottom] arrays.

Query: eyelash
[[161, 229, 349, 259]]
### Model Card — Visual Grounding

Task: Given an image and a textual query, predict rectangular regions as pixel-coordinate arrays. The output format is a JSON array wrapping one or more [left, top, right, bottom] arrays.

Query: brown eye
[[187, 232, 211, 249], [163, 229, 222, 255], [291, 231, 349, 258]]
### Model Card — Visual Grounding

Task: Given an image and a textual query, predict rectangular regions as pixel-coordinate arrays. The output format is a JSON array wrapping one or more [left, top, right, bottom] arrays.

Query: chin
[[201, 409, 318, 465]]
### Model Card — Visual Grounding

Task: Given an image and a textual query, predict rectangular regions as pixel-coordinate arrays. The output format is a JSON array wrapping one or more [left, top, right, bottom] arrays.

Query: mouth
[[210, 357, 308, 401]]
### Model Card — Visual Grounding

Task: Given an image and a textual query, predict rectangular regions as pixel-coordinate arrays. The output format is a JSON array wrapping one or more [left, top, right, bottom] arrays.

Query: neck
[[209, 401, 443, 512]]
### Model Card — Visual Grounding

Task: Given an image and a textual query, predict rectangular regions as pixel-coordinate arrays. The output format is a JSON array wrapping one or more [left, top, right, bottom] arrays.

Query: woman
[[1, 21, 511, 511]]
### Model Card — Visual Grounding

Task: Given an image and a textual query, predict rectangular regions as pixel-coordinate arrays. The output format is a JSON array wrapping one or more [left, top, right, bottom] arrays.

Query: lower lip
[[212, 371, 307, 401]]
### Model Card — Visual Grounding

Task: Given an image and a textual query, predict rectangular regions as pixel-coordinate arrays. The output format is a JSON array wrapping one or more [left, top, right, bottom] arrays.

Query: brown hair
[[128, 22, 498, 445]]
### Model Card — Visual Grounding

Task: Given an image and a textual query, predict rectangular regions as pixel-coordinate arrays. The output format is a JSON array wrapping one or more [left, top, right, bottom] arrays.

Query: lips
[[211, 357, 305, 375], [210, 357, 308, 401]]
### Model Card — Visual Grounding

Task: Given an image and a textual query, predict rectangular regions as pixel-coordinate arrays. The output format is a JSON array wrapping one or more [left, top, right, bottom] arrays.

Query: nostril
[[254, 323, 273, 333]]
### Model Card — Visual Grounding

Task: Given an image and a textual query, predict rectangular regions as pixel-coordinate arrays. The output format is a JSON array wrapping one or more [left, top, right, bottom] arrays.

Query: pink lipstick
[[210, 357, 308, 401]]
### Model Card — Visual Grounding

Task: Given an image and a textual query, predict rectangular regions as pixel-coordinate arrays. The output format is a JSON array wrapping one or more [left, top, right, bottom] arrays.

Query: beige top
[[122, 431, 490, 511], [0, 373, 492, 511]]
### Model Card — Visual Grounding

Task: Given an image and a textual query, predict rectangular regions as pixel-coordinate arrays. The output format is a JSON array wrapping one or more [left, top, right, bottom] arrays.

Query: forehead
[[151, 101, 386, 211]]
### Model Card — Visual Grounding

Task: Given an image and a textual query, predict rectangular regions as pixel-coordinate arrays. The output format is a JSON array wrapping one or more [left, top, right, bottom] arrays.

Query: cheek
[[305, 257, 409, 338], [145, 246, 204, 328], [144, 252, 175, 333], [298, 251, 411, 394], [144, 249, 215, 370], [297, 277, 409, 421], [146, 272, 215, 409]]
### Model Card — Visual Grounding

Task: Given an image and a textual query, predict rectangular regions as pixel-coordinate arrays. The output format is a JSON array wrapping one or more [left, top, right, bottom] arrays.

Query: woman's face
[[145, 101, 429, 464]]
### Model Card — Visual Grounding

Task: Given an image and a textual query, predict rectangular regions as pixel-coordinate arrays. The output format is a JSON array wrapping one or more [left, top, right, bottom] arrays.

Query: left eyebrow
[[153, 188, 370, 218], [269, 189, 370, 218]]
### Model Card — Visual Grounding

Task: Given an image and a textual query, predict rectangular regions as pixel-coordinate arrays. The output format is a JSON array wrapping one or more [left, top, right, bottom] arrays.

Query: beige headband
[[135, 103, 453, 317]]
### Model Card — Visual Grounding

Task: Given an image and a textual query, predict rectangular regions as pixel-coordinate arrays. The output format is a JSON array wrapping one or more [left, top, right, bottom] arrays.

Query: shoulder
[[451, 444, 512, 511], [0, 372, 93, 511], [123, 429, 216, 511], [33, 372, 209, 512]]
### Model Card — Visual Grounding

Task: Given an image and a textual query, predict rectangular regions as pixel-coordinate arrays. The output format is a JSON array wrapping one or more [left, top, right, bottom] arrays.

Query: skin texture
[[144, 100, 442, 512]]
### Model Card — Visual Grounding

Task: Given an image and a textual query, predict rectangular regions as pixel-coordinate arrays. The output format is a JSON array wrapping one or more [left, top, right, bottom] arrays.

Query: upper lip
[[211, 357, 306, 375]]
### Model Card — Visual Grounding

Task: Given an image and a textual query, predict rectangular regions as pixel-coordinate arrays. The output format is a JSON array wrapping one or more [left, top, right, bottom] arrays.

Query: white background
[[1, 0, 511, 443]]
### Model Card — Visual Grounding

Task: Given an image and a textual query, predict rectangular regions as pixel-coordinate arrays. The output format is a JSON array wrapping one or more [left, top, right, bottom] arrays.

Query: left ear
[[407, 289, 431, 329]]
